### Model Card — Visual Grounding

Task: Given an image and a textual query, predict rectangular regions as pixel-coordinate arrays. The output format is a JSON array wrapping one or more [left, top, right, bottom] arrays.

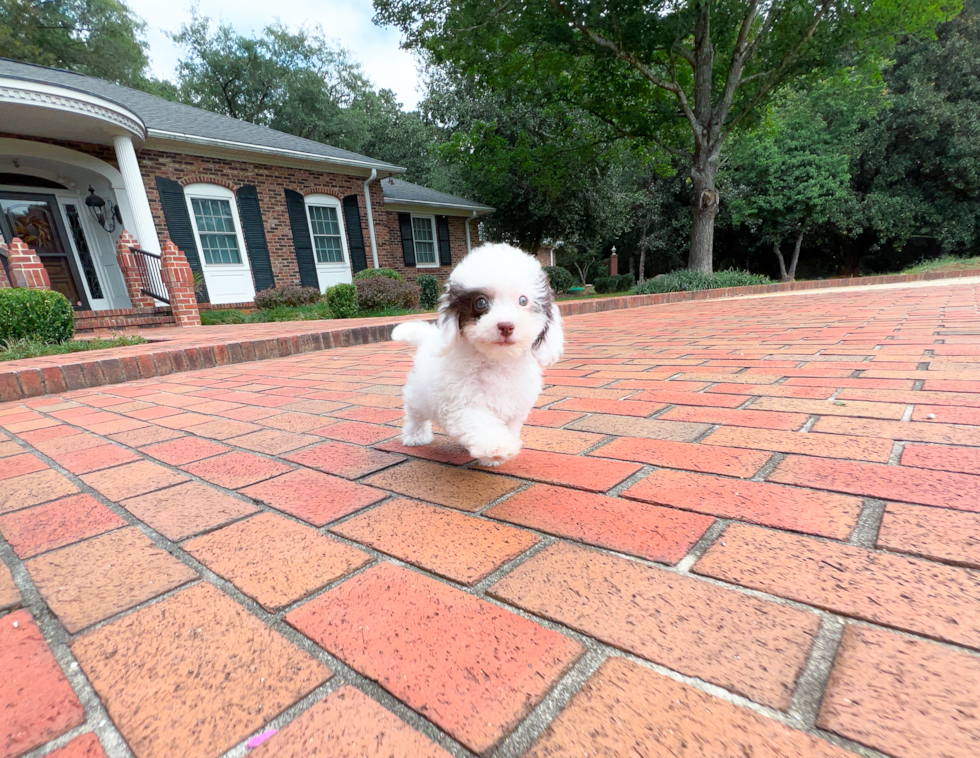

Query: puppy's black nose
[[497, 322, 514, 337]]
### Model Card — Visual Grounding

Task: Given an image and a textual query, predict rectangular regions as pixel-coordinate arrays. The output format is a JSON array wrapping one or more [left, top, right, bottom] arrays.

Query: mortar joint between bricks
[[674, 519, 730, 573], [604, 464, 654, 498], [786, 616, 846, 730], [751, 452, 785, 482], [888, 440, 906, 466], [901, 404, 914, 422]]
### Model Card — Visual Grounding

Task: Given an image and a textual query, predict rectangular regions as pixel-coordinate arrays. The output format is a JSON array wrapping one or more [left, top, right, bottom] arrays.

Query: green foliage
[[543, 266, 574, 293], [634, 269, 772, 295], [377, 0, 957, 271], [254, 286, 322, 309], [724, 70, 878, 279], [902, 254, 980, 273], [0, 333, 146, 362], [0, 289, 75, 344], [857, 0, 980, 254], [353, 268, 404, 281], [616, 273, 636, 291], [0, 0, 150, 86], [325, 283, 358, 319], [416, 274, 440, 309], [592, 277, 618, 294], [355, 278, 420, 310], [199, 302, 333, 325]]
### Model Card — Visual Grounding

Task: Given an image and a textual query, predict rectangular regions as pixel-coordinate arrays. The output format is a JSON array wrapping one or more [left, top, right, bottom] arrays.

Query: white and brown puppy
[[391, 243, 564, 466]]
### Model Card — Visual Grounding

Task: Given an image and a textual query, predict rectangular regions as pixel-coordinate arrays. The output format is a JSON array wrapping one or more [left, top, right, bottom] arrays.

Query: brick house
[[0, 58, 492, 324]]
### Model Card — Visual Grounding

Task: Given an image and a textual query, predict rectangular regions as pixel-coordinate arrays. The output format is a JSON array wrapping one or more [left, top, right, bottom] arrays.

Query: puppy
[[391, 243, 564, 466]]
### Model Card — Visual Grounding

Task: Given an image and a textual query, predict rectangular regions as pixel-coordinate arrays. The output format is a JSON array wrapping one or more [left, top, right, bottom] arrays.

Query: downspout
[[466, 210, 478, 254], [362, 169, 379, 268]]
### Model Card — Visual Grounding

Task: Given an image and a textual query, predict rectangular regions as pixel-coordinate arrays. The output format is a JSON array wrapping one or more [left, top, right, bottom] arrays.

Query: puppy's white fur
[[392, 243, 564, 466]]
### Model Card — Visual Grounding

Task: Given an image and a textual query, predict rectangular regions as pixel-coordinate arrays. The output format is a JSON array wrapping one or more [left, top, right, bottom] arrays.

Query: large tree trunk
[[638, 246, 647, 283], [688, 161, 719, 274]]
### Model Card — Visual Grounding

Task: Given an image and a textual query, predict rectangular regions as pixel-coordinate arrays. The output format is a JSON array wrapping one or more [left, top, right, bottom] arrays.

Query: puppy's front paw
[[472, 437, 521, 467], [401, 420, 433, 447]]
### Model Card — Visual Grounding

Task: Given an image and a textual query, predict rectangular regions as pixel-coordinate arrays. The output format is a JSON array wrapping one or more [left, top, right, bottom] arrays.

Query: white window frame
[[304, 194, 350, 268], [411, 214, 439, 268], [183, 183, 249, 268]]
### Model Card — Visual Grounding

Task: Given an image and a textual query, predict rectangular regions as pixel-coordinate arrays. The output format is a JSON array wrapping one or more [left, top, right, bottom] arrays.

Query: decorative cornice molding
[[0, 82, 145, 139]]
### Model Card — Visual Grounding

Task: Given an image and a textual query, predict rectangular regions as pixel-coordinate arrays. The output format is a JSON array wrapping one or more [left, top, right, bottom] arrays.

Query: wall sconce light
[[85, 186, 121, 232]]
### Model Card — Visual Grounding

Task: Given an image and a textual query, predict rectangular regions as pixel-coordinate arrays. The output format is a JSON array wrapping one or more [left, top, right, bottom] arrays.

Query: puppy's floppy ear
[[532, 278, 564, 366], [433, 289, 462, 356]]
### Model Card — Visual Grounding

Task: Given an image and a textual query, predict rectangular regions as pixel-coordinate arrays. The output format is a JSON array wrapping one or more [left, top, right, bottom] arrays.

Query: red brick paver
[[818, 625, 980, 758], [287, 562, 582, 753], [3, 280, 980, 757], [1, 610, 85, 758]]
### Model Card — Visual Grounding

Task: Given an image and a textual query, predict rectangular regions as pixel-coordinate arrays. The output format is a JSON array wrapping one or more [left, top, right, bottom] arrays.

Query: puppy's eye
[[519, 296, 528, 306], [475, 297, 489, 312]]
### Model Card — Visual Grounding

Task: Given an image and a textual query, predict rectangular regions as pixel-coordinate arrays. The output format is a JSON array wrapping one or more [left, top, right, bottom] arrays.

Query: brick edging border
[[556, 268, 980, 316], [2, 267, 978, 403]]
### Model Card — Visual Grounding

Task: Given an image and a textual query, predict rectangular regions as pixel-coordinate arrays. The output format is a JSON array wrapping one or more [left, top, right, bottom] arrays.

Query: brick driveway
[[2, 282, 979, 758]]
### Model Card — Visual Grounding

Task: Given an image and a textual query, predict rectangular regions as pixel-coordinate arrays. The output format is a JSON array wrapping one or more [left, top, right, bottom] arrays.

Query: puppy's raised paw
[[472, 437, 521, 467], [401, 420, 433, 447]]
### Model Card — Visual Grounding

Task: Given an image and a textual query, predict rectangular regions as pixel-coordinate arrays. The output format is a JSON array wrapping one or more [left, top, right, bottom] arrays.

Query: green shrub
[[616, 273, 636, 291], [353, 268, 403, 281], [634, 269, 772, 295], [201, 309, 247, 325], [325, 283, 358, 319], [543, 266, 574, 293], [0, 289, 74, 344], [593, 276, 618, 294], [355, 277, 420, 311], [254, 286, 321, 309], [416, 274, 440, 310]]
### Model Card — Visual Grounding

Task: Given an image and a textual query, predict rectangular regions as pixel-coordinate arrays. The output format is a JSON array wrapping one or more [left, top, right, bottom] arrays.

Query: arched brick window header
[[177, 175, 237, 190], [301, 187, 346, 200]]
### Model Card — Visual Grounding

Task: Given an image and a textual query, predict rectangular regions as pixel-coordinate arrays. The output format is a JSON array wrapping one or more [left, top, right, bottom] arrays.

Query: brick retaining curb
[[1, 267, 978, 403]]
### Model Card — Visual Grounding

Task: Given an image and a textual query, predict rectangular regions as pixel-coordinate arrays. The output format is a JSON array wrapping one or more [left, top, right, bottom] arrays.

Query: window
[[190, 197, 242, 265], [305, 199, 346, 264], [411, 215, 437, 266]]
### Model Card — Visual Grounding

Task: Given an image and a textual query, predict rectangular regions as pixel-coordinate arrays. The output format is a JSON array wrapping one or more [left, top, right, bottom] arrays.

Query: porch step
[[74, 307, 176, 333]]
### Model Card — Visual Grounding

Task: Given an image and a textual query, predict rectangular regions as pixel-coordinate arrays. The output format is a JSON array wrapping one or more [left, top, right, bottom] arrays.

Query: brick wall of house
[[1, 134, 473, 293], [137, 149, 394, 288], [377, 212, 471, 285]]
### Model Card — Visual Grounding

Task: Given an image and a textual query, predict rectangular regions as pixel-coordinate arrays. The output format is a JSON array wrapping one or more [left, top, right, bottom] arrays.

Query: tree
[[168, 13, 372, 147], [856, 0, 980, 256], [375, 0, 958, 273], [423, 64, 636, 254], [0, 0, 149, 85], [725, 72, 875, 280]]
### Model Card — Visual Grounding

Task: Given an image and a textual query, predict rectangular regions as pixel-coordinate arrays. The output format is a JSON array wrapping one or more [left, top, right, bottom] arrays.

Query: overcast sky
[[128, 0, 423, 109]]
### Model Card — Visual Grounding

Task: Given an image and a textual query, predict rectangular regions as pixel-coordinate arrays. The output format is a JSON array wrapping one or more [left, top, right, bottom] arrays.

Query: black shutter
[[342, 195, 368, 274], [398, 212, 416, 267], [283, 189, 318, 289], [236, 185, 275, 293], [437, 216, 452, 267], [155, 176, 208, 303]]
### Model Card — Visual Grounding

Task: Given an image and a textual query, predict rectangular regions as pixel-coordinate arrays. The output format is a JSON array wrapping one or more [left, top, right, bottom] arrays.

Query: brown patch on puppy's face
[[443, 284, 492, 329]]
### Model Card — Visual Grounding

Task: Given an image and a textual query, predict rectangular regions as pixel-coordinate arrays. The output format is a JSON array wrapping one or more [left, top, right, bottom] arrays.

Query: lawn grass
[[902, 255, 980, 274], [0, 335, 147, 362], [200, 303, 423, 325]]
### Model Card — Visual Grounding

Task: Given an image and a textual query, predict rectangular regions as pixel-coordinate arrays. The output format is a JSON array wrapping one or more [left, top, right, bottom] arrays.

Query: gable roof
[[382, 177, 493, 213], [0, 58, 403, 172]]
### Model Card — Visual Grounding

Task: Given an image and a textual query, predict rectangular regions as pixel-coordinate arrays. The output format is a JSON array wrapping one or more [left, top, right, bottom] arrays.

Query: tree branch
[[712, 0, 762, 129]]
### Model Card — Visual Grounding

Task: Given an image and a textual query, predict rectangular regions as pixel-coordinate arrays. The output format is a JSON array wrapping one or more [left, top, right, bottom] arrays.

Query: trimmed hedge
[[353, 268, 403, 281], [416, 274, 440, 310], [0, 289, 75, 344], [254, 285, 322, 309], [593, 273, 637, 294], [634, 269, 773, 294], [355, 277, 420, 310], [543, 266, 574, 293], [325, 283, 358, 319]]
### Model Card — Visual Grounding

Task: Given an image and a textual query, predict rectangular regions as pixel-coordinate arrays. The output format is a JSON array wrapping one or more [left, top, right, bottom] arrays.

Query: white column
[[113, 135, 161, 255]]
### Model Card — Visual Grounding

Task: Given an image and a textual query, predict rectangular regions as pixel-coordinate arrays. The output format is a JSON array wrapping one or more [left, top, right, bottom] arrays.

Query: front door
[[0, 191, 89, 309]]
